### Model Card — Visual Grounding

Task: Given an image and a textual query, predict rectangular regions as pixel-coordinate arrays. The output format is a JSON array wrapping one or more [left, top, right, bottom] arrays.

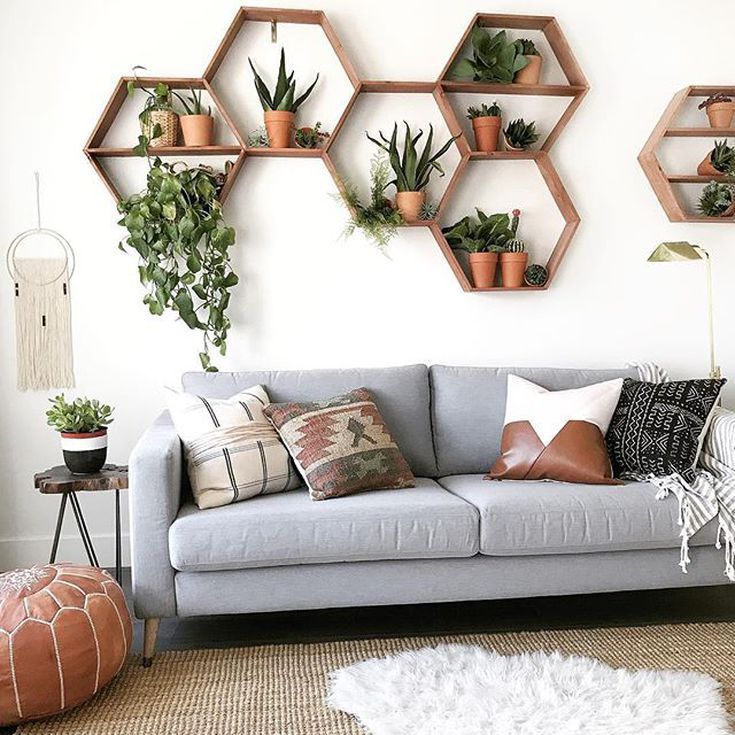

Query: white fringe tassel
[[14, 257, 75, 391]]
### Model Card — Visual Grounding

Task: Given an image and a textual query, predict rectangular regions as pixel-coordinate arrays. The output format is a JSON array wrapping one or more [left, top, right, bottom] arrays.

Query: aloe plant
[[366, 122, 457, 192], [708, 140, 735, 174], [453, 26, 528, 83], [504, 118, 540, 150], [442, 209, 517, 253], [248, 48, 318, 112]]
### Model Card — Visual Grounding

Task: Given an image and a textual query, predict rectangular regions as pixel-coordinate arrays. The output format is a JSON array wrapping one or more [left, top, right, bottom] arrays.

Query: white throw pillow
[[166, 385, 301, 509]]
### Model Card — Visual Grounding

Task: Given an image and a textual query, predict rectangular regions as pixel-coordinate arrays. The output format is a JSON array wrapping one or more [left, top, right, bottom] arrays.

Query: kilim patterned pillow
[[606, 378, 727, 480], [263, 388, 416, 501], [167, 385, 301, 509]]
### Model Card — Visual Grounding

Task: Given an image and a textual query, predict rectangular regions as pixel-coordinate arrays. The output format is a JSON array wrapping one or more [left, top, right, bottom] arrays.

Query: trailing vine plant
[[117, 159, 238, 370]]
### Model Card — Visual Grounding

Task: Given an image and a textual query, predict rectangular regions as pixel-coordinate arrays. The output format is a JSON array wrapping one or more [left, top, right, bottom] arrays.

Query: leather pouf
[[0, 563, 132, 726]]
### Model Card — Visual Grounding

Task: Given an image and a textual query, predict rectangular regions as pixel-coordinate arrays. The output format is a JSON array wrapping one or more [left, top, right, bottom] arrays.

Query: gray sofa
[[129, 364, 724, 664]]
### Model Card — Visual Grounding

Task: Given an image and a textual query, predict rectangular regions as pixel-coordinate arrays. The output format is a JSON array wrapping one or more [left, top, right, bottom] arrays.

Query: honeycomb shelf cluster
[[85, 8, 588, 292]]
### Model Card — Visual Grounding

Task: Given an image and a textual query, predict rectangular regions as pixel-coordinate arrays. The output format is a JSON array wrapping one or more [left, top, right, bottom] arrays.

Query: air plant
[[295, 122, 330, 149], [452, 25, 528, 83], [247, 127, 269, 147], [418, 201, 439, 221], [504, 118, 540, 150], [366, 122, 458, 192], [248, 48, 319, 112]]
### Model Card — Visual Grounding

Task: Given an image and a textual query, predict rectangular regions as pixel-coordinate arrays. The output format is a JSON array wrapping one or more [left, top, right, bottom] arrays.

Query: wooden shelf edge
[[468, 150, 539, 160], [665, 128, 735, 138], [667, 174, 734, 184], [86, 146, 243, 158], [244, 147, 324, 157], [440, 81, 586, 97]]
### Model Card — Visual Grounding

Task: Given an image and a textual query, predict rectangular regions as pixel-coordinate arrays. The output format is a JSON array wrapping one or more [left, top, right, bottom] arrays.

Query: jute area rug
[[19, 622, 735, 735]]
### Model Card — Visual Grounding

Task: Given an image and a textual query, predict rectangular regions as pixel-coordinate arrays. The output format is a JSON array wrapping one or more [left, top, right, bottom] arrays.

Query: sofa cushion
[[438, 474, 718, 556], [168, 478, 478, 572], [430, 366, 639, 476], [182, 364, 437, 477]]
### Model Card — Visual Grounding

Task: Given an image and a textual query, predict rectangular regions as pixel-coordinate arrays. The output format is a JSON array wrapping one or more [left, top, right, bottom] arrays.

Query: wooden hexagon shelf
[[639, 86, 735, 223], [85, 8, 587, 293]]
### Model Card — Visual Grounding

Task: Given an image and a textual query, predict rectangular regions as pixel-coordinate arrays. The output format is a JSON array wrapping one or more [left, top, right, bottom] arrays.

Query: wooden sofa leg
[[142, 618, 160, 668]]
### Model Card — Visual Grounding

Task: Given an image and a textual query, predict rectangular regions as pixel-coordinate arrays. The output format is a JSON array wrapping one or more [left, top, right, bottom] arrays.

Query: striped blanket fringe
[[628, 362, 735, 581]]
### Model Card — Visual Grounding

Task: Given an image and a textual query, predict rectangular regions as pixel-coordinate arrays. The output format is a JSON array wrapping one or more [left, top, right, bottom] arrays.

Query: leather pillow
[[486, 375, 624, 484]]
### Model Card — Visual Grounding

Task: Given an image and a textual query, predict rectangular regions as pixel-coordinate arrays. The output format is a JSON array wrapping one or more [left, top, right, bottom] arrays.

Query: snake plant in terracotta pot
[[442, 208, 516, 288], [175, 88, 213, 147], [466, 101, 502, 153], [249, 48, 319, 149], [367, 122, 458, 223]]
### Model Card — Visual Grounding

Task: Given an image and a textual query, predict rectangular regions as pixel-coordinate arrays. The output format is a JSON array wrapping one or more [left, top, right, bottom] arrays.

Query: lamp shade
[[648, 241, 704, 262]]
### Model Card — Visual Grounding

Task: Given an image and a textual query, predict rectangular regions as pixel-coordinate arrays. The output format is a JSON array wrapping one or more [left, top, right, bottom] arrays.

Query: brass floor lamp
[[647, 241, 721, 380]]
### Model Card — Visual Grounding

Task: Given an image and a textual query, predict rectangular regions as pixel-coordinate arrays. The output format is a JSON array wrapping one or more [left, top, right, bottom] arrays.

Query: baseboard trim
[[0, 533, 130, 571]]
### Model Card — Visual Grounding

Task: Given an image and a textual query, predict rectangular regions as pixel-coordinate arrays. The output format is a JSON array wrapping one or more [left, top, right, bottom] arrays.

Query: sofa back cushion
[[182, 364, 437, 477], [430, 366, 639, 477]]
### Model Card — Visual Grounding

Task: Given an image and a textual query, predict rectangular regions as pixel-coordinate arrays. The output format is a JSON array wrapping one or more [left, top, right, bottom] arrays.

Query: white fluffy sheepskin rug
[[327, 645, 730, 734]]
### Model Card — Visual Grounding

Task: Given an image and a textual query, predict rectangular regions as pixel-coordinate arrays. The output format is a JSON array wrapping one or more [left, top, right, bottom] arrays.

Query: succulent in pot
[[513, 38, 543, 84], [46, 395, 114, 474], [466, 101, 502, 153], [698, 181, 735, 217], [442, 208, 517, 288], [504, 118, 540, 151], [524, 263, 548, 287], [175, 88, 213, 147], [499, 209, 529, 287], [295, 121, 330, 149], [367, 122, 458, 222], [697, 139, 735, 177], [249, 48, 319, 149], [698, 93, 735, 129], [452, 25, 529, 83], [128, 70, 178, 154]]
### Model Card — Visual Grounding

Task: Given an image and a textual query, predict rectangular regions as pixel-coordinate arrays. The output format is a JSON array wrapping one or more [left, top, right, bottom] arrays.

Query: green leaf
[[222, 272, 239, 287], [186, 252, 202, 272], [452, 58, 478, 79]]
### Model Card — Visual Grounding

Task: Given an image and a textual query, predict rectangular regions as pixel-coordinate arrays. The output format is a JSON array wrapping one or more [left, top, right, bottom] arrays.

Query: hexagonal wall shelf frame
[[639, 85, 735, 223], [85, 8, 588, 292]]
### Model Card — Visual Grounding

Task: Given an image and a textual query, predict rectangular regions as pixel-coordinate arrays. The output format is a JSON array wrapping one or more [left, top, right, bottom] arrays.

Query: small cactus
[[510, 208, 520, 235], [524, 263, 548, 286], [505, 238, 526, 253]]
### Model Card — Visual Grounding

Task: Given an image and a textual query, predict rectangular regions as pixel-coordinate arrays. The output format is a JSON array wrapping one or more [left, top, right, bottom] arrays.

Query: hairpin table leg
[[49, 493, 69, 563], [69, 491, 100, 567]]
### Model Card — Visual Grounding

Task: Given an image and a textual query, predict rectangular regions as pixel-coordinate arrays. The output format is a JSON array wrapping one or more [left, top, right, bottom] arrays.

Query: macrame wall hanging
[[6, 173, 75, 390]]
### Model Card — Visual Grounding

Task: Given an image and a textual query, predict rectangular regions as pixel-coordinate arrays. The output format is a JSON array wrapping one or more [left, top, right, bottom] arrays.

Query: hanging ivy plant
[[117, 159, 238, 371]]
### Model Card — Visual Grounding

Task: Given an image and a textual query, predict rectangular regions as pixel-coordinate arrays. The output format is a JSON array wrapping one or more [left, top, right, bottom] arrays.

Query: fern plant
[[248, 48, 318, 112], [504, 118, 540, 150]]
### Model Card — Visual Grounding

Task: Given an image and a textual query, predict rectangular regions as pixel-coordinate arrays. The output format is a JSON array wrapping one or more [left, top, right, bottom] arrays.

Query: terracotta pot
[[514, 54, 543, 85], [60, 429, 108, 474], [180, 114, 214, 147], [500, 251, 529, 288], [395, 190, 425, 223], [706, 102, 735, 129], [697, 152, 722, 177], [468, 252, 499, 289], [471, 116, 501, 152], [264, 110, 294, 148]]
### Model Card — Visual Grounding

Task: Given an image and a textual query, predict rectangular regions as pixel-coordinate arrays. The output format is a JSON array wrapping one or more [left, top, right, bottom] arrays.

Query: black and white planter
[[60, 429, 108, 474]]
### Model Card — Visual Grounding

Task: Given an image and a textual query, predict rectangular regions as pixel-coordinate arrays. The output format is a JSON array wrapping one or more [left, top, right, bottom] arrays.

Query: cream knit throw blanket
[[631, 363, 735, 581]]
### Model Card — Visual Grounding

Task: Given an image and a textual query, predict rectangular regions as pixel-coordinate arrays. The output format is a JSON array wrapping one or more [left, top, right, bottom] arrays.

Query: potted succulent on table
[[128, 72, 178, 154], [504, 118, 540, 151], [452, 25, 529, 83], [499, 209, 528, 287], [367, 122, 458, 223], [698, 93, 735, 129], [249, 48, 319, 149], [697, 140, 735, 177], [513, 39, 543, 84], [175, 88, 213, 147], [295, 121, 330, 149], [442, 209, 517, 288], [466, 101, 502, 153], [46, 395, 114, 474], [698, 181, 735, 217]]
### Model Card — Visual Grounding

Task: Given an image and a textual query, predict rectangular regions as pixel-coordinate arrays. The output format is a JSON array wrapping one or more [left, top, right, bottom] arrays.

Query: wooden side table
[[34, 464, 128, 583]]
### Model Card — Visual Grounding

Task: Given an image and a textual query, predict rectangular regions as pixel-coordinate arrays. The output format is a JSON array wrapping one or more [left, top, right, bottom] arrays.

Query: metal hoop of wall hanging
[[6, 172, 76, 286]]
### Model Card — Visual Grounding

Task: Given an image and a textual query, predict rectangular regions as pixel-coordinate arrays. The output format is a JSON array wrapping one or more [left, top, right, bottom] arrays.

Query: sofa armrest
[[129, 411, 182, 619], [701, 407, 735, 474]]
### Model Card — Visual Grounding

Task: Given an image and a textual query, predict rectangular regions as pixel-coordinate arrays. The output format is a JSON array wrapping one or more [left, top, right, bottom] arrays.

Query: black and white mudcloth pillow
[[166, 385, 301, 509], [606, 377, 726, 480]]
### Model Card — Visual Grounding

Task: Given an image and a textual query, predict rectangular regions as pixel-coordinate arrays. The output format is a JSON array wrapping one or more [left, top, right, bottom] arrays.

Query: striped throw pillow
[[166, 385, 301, 509]]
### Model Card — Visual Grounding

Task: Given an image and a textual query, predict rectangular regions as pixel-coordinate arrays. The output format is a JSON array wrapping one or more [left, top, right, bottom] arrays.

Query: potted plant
[[452, 25, 528, 83], [46, 395, 114, 474], [128, 71, 178, 153], [175, 88, 213, 147], [366, 122, 458, 222], [295, 121, 330, 149], [248, 48, 319, 149], [499, 209, 528, 287], [698, 93, 735, 129], [466, 101, 502, 153], [524, 263, 548, 287], [697, 139, 735, 177], [698, 181, 735, 217], [504, 119, 540, 151], [513, 39, 543, 84], [442, 209, 516, 288]]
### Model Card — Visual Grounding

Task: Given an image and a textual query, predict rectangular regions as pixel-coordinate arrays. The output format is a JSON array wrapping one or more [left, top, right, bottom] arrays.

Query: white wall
[[2, 0, 735, 569]]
